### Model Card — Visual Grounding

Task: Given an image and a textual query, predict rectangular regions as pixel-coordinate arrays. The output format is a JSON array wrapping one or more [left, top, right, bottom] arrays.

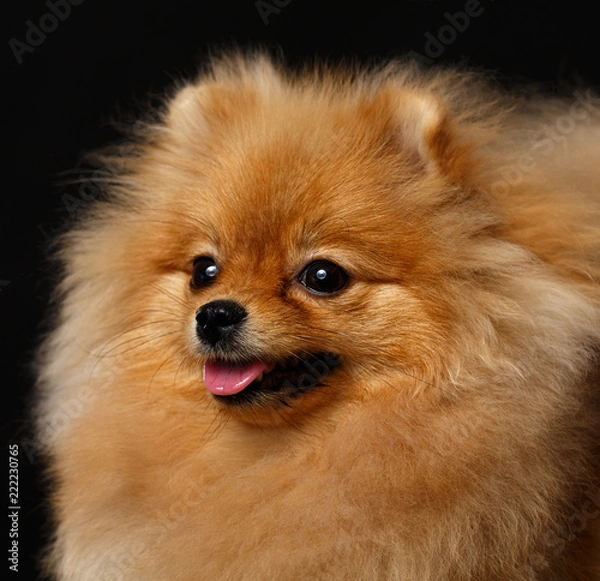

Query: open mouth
[[203, 352, 341, 406]]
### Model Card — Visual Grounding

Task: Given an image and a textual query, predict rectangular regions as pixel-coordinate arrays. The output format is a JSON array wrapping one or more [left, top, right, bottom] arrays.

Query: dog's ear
[[164, 84, 212, 143], [370, 87, 474, 183], [164, 54, 280, 148], [164, 82, 253, 148]]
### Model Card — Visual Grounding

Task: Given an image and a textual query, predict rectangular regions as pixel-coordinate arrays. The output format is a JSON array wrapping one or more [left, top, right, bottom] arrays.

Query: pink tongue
[[203, 360, 269, 396]]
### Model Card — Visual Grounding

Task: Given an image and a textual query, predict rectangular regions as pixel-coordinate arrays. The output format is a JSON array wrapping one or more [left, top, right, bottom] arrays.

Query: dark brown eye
[[191, 257, 219, 289], [299, 260, 349, 295]]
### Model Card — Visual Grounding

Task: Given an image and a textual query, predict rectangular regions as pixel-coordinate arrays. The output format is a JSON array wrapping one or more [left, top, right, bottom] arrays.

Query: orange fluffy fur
[[36, 54, 600, 580]]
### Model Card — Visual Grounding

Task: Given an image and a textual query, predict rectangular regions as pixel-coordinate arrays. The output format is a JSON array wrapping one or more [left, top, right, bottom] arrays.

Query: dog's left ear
[[376, 88, 474, 183]]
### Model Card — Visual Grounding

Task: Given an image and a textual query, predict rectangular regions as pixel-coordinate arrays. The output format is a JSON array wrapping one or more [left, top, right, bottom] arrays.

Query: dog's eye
[[299, 260, 349, 295], [191, 257, 219, 289]]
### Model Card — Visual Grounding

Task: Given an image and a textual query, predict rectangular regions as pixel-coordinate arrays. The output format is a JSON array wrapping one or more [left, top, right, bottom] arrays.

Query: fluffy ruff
[[36, 54, 600, 580]]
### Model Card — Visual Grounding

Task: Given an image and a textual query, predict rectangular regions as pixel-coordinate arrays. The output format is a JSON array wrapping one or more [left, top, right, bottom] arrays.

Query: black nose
[[195, 300, 248, 347]]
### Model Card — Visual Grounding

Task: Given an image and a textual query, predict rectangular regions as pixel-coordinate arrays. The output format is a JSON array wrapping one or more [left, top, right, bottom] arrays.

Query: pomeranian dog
[[36, 53, 599, 580]]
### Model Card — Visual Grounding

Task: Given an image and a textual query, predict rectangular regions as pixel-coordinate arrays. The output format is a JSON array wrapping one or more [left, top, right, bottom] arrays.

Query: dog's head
[[94, 55, 502, 424]]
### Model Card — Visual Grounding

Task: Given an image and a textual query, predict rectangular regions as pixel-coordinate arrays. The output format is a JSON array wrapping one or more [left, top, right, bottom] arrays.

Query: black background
[[3, 0, 599, 578]]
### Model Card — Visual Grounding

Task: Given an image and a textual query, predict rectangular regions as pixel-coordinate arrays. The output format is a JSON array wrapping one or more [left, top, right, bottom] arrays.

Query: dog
[[36, 53, 600, 579]]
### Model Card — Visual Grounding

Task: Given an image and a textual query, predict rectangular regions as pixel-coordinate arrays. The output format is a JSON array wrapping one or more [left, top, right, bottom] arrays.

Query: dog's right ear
[[164, 54, 281, 148], [165, 84, 212, 143]]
